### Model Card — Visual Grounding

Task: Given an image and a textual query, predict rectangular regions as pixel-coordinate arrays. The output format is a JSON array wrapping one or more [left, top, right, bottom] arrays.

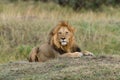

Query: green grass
[[0, 1, 120, 63]]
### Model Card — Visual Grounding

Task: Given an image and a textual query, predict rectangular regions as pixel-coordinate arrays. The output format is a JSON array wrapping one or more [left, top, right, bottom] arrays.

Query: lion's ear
[[70, 26, 76, 33], [49, 27, 58, 36], [49, 28, 54, 36]]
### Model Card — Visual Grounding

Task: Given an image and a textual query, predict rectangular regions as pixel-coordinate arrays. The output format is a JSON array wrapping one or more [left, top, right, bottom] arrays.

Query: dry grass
[[0, 1, 120, 63], [0, 55, 120, 80]]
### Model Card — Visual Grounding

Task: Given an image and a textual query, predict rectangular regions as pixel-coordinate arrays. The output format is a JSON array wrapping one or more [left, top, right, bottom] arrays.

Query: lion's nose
[[61, 37, 65, 40]]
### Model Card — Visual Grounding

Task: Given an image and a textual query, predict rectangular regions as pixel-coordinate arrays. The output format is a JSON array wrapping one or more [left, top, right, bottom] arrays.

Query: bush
[[5, 0, 120, 10], [55, 0, 120, 10]]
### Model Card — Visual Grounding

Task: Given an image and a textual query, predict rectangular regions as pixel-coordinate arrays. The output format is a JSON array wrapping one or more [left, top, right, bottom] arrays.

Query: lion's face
[[57, 27, 72, 46], [49, 21, 75, 49]]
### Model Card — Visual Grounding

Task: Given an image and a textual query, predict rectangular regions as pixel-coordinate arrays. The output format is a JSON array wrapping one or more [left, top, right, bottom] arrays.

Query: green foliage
[[15, 45, 32, 60], [55, 0, 120, 10]]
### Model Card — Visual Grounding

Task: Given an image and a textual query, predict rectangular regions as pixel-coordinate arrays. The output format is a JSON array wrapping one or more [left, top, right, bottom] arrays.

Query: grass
[[0, 55, 120, 80], [0, 1, 120, 63]]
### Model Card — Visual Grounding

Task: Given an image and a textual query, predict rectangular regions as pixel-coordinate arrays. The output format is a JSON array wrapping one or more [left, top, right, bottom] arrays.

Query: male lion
[[28, 21, 93, 62]]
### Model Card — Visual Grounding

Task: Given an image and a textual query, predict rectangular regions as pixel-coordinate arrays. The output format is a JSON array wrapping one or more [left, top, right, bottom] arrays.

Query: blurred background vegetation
[[3, 0, 120, 10], [0, 0, 120, 63]]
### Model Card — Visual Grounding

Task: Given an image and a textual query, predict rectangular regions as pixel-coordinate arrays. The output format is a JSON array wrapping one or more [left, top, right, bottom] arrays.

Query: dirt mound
[[0, 55, 120, 80]]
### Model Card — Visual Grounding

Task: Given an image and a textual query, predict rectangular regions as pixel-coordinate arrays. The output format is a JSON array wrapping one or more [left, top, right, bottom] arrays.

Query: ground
[[0, 55, 120, 80]]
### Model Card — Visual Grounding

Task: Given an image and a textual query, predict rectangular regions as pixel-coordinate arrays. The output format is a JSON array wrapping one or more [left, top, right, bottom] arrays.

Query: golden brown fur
[[28, 21, 93, 62]]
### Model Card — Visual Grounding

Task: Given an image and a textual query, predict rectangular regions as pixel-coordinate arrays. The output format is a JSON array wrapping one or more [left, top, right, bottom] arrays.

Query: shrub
[[5, 0, 120, 10], [55, 0, 120, 10]]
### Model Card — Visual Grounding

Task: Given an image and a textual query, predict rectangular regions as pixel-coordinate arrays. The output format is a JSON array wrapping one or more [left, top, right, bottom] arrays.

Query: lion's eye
[[66, 32, 69, 34], [58, 32, 62, 35]]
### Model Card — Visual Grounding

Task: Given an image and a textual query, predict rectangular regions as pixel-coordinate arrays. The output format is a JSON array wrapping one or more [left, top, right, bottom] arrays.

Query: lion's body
[[28, 21, 93, 62]]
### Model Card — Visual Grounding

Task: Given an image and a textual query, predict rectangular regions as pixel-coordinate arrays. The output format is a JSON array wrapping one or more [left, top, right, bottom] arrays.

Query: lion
[[28, 21, 94, 62]]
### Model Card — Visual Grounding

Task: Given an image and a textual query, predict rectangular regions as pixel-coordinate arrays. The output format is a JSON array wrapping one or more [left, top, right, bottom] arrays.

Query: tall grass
[[0, 1, 120, 63]]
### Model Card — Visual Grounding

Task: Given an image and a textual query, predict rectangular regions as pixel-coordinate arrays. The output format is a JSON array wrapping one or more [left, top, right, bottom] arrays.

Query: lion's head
[[49, 21, 76, 51]]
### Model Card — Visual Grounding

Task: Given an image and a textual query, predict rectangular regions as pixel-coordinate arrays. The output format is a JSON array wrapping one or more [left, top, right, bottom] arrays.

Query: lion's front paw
[[74, 52, 83, 57], [82, 51, 94, 56]]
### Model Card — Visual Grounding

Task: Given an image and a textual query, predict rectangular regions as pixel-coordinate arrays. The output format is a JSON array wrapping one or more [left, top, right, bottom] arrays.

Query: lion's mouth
[[61, 41, 67, 46], [60, 39, 67, 46]]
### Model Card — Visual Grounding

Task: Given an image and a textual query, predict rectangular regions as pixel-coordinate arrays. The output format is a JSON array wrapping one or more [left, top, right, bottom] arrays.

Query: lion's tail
[[28, 47, 39, 62]]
